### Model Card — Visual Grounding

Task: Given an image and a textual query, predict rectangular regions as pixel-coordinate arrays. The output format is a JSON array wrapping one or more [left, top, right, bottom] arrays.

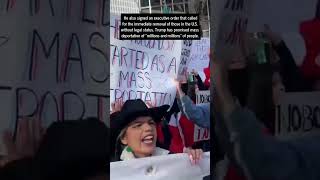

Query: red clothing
[[179, 114, 196, 147], [204, 66, 210, 87], [300, 18, 320, 79]]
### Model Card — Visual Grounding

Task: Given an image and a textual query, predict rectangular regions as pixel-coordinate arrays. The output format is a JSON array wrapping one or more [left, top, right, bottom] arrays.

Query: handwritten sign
[[0, 0, 109, 155], [177, 40, 192, 80], [275, 92, 320, 140], [213, 0, 252, 66], [111, 152, 210, 180], [110, 16, 182, 107], [188, 38, 210, 81], [194, 90, 210, 142]]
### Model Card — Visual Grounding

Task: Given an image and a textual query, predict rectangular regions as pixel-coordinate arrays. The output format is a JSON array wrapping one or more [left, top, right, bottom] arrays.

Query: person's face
[[121, 116, 157, 158], [272, 72, 285, 104]]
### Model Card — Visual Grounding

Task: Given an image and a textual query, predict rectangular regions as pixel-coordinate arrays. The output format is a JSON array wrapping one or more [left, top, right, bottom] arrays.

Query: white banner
[[110, 152, 210, 180], [188, 38, 210, 81], [194, 90, 210, 142], [110, 16, 182, 107], [0, 0, 109, 155], [275, 92, 320, 140]]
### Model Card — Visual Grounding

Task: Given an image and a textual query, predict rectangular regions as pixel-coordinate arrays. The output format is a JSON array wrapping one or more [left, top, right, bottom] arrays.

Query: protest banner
[[211, 0, 253, 67], [0, 0, 109, 155], [275, 92, 320, 140], [188, 38, 210, 81], [111, 152, 210, 180], [194, 90, 210, 142], [110, 15, 182, 107]]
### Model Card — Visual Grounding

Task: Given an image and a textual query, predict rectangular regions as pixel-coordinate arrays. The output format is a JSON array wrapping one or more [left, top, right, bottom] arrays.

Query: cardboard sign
[[196, 90, 211, 104], [0, 0, 109, 155], [111, 152, 210, 180], [110, 16, 182, 107], [194, 90, 210, 142], [275, 92, 320, 140]]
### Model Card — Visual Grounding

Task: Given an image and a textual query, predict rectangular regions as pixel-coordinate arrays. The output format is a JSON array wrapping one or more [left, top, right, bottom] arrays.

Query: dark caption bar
[[119, 14, 201, 40]]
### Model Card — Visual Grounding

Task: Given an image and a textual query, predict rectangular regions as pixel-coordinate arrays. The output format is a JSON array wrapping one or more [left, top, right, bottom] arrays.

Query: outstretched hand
[[184, 147, 203, 165], [111, 99, 124, 114]]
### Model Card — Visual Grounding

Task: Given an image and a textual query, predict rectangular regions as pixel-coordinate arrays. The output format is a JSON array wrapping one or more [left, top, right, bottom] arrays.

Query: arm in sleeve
[[177, 95, 210, 128], [224, 107, 315, 180]]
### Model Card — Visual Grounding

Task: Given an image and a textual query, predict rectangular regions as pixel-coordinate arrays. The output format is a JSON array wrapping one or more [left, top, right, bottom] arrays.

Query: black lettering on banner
[[82, 0, 95, 24], [135, 51, 149, 70], [144, 72, 152, 89], [0, 36, 9, 47], [101, 0, 109, 26], [181, 48, 190, 57], [314, 106, 320, 128], [119, 71, 129, 88], [180, 56, 188, 65], [291, 105, 302, 131], [183, 40, 192, 47], [29, 30, 59, 82], [167, 57, 176, 73], [137, 71, 144, 88], [130, 72, 137, 88], [29, 0, 55, 16], [61, 33, 84, 82], [14, 88, 39, 140], [89, 32, 109, 83], [226, 17, 248, 45], [38, 91, 60, 122], [120, 47, 128, 67], [87, 93, 109, 121], [61, 91, 85, 120], [111, 89, 172, 106], [302, 105, 313, 132], [224, 0, 244, 11]]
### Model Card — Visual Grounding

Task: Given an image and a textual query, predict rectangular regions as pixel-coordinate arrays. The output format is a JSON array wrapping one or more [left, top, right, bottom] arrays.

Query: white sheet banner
[[194, 90, 210, 142], [275, 92, 320, 140], [110, 15, 182, 107], [110, 152, 210, 180]]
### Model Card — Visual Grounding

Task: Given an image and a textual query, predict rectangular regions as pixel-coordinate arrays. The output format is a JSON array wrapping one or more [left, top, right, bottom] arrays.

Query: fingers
[[32, 117, 43, 152], [146, 101, 154, 108], [2, 130, 15, 157], [111, 99, 124, 113], [186, 148, 203, 165], [188, 149, 196, 165]]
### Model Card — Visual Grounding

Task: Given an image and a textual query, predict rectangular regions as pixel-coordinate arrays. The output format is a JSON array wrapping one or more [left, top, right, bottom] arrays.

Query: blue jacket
[[177, 95, 210, 128], [224, 107, 320, 180]]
